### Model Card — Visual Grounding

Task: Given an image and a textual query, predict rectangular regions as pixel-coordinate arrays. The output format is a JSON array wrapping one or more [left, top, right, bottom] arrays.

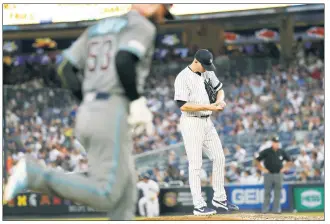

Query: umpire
[[255, 136, 293, 214]]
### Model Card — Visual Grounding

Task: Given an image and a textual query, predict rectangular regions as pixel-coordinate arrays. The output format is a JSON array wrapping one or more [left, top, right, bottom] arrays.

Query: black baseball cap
[[163, 4, 175, 20], [142, 173, 150, 179], [194, 49, 216, 71], [271, 135, 280, 142]]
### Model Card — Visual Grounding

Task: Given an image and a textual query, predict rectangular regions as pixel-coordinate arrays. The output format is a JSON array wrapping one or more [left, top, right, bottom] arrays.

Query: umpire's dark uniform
[[256, 136, 292, 214]]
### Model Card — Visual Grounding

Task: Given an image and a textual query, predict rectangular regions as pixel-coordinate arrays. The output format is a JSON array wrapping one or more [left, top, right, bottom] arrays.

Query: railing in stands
[[134, 130, 323, 172]]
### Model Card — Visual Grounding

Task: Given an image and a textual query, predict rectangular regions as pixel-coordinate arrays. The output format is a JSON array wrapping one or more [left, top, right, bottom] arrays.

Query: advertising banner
[[159, 187, 212, 214], [226, 184, 290, 211], [156, 31, 184, 47], [306, 27, 324, 39], [3, 4, 131, 26], [6, 183, 324, 217], [3, 193, 104, 216], [293, 186, 324, 211]]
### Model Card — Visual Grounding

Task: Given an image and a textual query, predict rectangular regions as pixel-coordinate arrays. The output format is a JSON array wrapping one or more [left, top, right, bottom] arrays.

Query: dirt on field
[[142, 212, 325, 221], [3, 212, 324, 221]]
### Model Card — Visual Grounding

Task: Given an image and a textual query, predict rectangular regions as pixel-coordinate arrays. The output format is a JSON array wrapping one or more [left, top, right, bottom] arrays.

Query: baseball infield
[[140, 212, 324, 221], [3, 212, 324, 221]]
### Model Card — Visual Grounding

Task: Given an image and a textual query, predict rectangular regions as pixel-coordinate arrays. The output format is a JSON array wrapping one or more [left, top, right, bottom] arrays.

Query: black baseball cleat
[[227, 201, 239, 211], [193, 206, 217, 216], [212, 199, 239, 212]]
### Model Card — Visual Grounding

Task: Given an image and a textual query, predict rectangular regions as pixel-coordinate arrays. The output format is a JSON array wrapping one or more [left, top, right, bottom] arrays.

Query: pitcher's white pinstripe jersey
[[174, 66, 223, 117], [174, 66, 227, 209]]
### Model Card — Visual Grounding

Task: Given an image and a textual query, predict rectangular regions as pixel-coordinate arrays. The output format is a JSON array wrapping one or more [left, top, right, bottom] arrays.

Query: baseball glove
[[204, 78, 217, 104], [128, 97, 154, 136]]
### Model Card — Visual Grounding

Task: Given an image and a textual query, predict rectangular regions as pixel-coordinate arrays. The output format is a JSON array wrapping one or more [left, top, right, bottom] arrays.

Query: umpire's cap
[[271, 135, 280, 142], [163, 4, 175, 20], [195, 49, 216, 71]]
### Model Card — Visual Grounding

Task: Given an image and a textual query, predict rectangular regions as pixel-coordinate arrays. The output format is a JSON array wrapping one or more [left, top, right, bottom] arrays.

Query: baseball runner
[[137, 173, 160, 217], [4, 4, 174, 220], [174, 49, 239, 215]]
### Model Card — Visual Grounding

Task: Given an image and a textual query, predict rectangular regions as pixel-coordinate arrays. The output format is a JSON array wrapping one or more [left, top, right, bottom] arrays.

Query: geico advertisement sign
[[301, 190, 322, 208], [231, 188, 286, 205], [177, 191, 207, 206]]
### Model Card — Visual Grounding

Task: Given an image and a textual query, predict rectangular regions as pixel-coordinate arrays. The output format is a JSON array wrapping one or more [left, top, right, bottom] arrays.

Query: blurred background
[[3, 3, 324, 219]]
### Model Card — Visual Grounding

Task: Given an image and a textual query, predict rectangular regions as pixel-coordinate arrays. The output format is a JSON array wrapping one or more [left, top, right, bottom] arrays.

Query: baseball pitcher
[[4, 4, 174, 220], [174, 49, 239, 215], [137, 174, 160, 217]]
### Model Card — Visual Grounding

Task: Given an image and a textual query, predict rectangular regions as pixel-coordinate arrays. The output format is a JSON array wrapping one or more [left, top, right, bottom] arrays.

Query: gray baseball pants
[[22, 95, 137, 220], [262, 173, 283, 213]]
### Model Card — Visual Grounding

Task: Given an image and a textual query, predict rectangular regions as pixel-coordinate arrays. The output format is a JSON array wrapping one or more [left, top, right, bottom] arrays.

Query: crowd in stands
[[4, 87, 85, 176], [140, 135, 324, 186], [3, 37, 324, 185]]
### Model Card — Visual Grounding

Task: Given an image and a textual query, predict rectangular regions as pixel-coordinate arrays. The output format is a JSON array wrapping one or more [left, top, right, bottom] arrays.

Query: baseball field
[[3, 212, 324, 221]]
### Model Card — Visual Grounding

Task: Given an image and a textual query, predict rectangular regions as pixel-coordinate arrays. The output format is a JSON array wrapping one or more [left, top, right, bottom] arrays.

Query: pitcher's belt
[[190, 115, 210, 118]]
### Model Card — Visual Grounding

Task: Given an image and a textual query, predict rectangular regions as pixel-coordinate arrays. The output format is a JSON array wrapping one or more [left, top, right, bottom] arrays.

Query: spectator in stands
[[49, 146, 62, 162], [224, 176, 230, 184], [168, 150, 179, 168], [259, 137, 272, 152], [279, 116, 295, 132], [254, 170, 264, 184], [6, 152, 14, 175], [317, 138, 324, 159], [226, 161, 240, 183], [310, 169, 322, 182], [300, 138, 315, 153], [151, 167, 164, 183], [288, 138, 298, 148], [289, 93, 304, 114], [311, 151, 323, 170], [321, 167, 325, 182], [165, 165, 180, 182], [297, 170, 309, 183], [222, 119, 234, 135], [223, 147, 230, 156], [162, 171, 171, 183], [234, 144, 246, 165], [37, 148, 47, 163], [152, 135, 167, 150], [240, 170, 256, 184], [250, 78, 265, 97], [178, 170, 188, 185], [294, 149, 312, 171], [3, 42, 324, 186], [61, 155, 72, 171], [308, 116, 322, 131], [168, 134, 178, 145], [49, 161, 64, 171], [234, 119, 246, 135], [70, 148, 84, 170], [73, 157, 88, 173]]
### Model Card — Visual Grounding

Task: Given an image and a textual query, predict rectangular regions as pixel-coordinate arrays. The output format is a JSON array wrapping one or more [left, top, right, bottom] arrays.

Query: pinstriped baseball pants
[[180, 115, 227, 208]]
